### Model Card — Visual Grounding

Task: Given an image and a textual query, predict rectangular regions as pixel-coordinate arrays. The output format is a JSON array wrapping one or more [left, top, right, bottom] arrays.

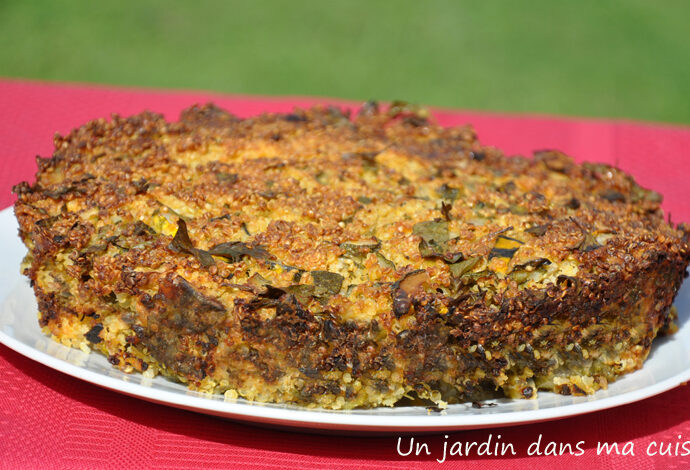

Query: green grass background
[[1, 0, 688, 123]]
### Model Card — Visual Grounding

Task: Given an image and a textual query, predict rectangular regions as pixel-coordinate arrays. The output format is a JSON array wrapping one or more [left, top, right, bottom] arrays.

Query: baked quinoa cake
[[13, 102, 690, 409]]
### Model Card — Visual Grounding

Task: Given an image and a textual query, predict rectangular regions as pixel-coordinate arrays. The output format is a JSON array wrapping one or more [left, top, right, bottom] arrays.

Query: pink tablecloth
[[0, 79, 689, 469]]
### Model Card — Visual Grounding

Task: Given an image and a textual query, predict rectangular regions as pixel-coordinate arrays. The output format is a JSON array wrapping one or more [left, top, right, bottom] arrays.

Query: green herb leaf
[[437, 184, 459, 201], [413, 220, 449, 244], [509, 204, 528, 215], [509, 270, 532, 284], [418, 238, 443, 258], [311, 271, 344, 297], [169, 219, 216, 267], [631, 186, 663, 204], [209, 241, 272, 263], [599, 189, 626, 203], [387, 101, 430, 120], [449, 256, 480, 277], [509, 258, 552, 284], [215, 172, 238, 183], [418, 239, 463, 263], [376, 252, 396, 270], [284, 284, 316, 304], [341, 240, 381, 259], [578, 233, 602, 252], [342, 151, 380, 169], [413, 220, 467, 263], [525, 225, 548, 237]]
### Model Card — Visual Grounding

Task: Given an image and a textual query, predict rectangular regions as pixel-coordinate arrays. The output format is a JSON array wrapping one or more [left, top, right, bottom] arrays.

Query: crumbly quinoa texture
[[13, 102, 690, 409]]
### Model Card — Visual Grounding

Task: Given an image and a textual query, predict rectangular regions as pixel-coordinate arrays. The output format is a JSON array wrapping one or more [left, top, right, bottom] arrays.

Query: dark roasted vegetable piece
[[169, 219, 215, 267], [488, 235, 524, 260], [84, 324, 104, 343], [392, 270, 430, 317]]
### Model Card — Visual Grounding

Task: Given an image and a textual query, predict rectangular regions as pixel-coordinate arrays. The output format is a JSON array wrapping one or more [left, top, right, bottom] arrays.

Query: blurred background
[[1, 0, 688, 124]]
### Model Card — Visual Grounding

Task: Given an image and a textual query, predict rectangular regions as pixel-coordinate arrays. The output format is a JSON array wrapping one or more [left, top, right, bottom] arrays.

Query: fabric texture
[[0, 79, 688, 469]]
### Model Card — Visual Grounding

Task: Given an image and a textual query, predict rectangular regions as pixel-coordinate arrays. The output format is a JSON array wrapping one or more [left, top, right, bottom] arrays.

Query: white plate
[[1, 206, 689, 433]]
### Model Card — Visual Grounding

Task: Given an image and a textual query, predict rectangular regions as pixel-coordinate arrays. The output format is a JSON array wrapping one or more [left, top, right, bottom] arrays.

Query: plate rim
[[4, 325, 690, 432], [1, 206, 689, 432]]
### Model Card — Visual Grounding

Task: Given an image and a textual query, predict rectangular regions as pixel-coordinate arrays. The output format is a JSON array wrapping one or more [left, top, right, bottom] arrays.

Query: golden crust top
[[12, 102, 690, 405]]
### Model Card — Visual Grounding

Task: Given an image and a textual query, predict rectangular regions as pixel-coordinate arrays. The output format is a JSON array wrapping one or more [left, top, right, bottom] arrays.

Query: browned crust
[[13, 102, 690, 407]]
